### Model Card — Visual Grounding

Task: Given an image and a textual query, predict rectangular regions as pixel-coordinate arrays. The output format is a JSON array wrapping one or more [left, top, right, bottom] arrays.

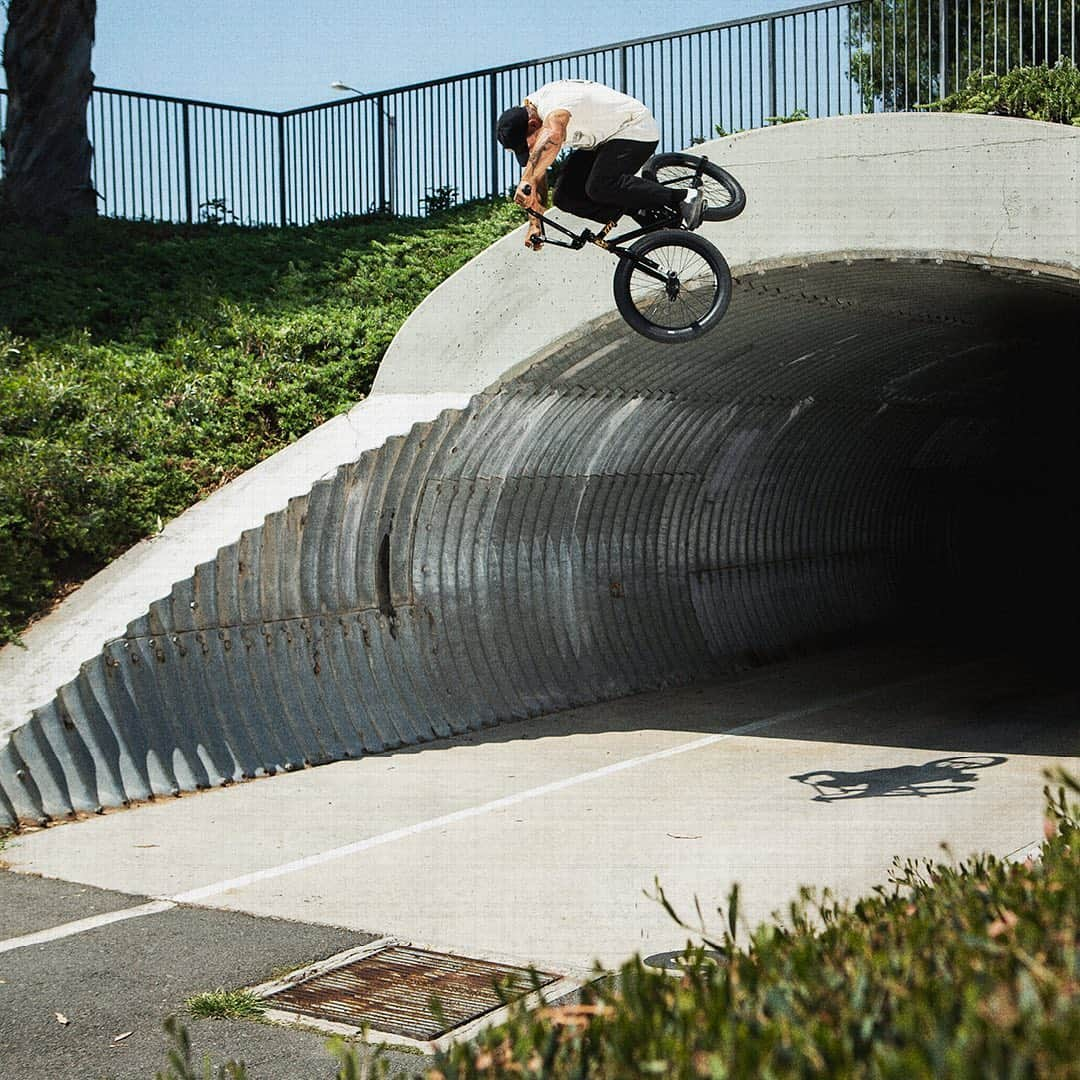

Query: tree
[[847, 0, 1079, 110], [1, 0, 97, 229]]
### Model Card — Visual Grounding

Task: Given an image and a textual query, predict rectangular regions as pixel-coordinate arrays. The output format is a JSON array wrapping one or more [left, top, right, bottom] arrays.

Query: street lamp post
[[331, 81, 397, 215]]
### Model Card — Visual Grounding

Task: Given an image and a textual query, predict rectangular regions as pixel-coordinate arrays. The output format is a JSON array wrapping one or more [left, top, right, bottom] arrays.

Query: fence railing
[[1, 0, 1075, 225]]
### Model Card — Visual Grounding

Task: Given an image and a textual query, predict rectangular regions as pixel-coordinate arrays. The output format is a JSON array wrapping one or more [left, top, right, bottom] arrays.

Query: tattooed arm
[[514, 108, 569, 211]]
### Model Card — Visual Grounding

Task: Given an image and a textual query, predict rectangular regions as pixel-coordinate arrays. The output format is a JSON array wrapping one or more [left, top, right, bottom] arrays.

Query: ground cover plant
[[0, 201, 520, 644]]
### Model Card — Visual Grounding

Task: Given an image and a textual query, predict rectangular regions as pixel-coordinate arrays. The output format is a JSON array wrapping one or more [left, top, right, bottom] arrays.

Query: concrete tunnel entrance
[[3, 255, 1078, 826], [457, 256, 1079, 675]]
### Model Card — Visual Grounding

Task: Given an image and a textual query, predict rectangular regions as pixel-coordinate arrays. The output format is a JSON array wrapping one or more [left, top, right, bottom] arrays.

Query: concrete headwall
[[1, 114, 1077, 827]]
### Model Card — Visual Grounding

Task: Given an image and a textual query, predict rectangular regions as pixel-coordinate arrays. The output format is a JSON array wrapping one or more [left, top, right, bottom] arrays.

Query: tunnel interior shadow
[[383, 637, 1079, 762], [381, 263, 1080, 769]]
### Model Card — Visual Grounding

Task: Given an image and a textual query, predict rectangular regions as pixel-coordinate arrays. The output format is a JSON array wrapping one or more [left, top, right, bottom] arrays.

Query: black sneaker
[[680, 189, 706, 230]]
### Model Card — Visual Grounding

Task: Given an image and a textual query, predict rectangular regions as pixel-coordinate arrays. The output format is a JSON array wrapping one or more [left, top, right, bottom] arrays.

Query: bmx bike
[[520, 152, 746, 343]]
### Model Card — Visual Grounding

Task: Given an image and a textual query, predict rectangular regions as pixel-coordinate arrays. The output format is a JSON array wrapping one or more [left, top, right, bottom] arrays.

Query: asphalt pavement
[[0, 874, 427, 1079]]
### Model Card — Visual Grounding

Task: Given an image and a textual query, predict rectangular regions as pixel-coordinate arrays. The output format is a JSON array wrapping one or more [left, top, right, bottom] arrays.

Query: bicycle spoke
[[653, 166, 735, 211], [626, 239, 719, 329]]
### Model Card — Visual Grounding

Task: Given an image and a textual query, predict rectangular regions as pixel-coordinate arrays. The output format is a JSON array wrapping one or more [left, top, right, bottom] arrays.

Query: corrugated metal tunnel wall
[[2, 259, 1077, 826]]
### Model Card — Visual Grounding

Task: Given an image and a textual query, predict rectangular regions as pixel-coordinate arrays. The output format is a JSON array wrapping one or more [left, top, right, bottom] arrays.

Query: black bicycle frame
[[522, 154, 709, 282], [524, 206, 682, 284]]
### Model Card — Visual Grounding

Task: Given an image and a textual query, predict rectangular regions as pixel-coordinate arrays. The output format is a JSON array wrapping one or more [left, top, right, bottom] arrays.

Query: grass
[[0, 199, 521, 644], [185, 988, 267, 1021]]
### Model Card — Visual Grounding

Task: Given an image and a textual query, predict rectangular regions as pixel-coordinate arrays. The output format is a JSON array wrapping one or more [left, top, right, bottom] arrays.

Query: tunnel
[[1, 115, 1077, 826]]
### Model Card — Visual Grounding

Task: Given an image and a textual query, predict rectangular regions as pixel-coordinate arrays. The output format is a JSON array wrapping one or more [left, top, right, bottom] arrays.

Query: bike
[[520, 153, 746, 344]]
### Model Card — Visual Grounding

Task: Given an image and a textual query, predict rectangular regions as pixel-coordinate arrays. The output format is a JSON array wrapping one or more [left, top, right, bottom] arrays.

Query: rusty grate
[[264, 944, 560, 1041]]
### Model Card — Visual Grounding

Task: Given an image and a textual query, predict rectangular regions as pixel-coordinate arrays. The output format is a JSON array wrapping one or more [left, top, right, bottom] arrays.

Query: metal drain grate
[[264, 943, 560, 1041]]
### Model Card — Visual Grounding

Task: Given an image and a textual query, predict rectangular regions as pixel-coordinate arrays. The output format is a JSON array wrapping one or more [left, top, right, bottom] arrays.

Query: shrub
[[919, 57, 1080, 124]]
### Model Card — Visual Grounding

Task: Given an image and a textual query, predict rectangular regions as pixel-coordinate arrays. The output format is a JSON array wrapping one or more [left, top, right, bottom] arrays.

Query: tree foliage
[[847, 0, 1080, 110]]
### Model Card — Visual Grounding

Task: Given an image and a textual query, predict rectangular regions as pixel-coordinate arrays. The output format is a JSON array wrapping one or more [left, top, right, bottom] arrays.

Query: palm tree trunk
[[2, 0, 97, 229]]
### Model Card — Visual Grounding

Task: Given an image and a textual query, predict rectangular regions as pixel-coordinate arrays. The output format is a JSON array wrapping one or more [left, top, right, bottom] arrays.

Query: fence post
[[489, 73, 499, 199], [277, 114, 287, 226], [182, 103, 193, 224], [938, 0, 947, 98], [619, 46, 628, 93], [767, 17, 778, 120], [377, 94, 387, 213]]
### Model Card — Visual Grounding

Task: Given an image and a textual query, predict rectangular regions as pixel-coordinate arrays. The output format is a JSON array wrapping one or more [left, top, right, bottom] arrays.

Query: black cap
[[496, 106, 530, 166]]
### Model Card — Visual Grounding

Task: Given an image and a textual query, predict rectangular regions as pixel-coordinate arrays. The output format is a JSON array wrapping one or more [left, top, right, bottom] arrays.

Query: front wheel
[[642, 152, 746, 221], [612, 230, 732, 344]]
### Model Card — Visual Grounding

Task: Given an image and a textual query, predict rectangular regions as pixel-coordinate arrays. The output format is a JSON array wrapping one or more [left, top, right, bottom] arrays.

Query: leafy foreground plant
[[431, 770, 1080, 1078], [156, 1016, 249, 1080], [156, 1015, 392, 1080]]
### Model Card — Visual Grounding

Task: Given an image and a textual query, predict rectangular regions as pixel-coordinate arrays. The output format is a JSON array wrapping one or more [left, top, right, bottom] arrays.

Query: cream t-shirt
[[525, 79, 660, 149]]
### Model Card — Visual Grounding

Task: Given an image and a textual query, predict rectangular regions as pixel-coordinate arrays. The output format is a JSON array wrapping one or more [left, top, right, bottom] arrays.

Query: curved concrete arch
[[375, 113, 1079, 397], [1, 113, 1077, 827]]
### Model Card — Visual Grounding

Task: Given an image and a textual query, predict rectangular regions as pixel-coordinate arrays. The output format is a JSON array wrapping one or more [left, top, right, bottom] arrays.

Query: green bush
[[432, 771, 1080, 1078], [0, 201, 520, 644], [919, 57, 1080, 124]]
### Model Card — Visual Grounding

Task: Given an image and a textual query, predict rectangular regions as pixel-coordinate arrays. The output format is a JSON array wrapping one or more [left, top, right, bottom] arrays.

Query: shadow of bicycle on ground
[[790, 755, 1008, 802]]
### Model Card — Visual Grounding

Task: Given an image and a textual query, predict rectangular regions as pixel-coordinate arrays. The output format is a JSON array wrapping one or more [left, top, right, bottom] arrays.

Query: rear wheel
[[642, 152, 746, 221], [612, 229, 731, 343]]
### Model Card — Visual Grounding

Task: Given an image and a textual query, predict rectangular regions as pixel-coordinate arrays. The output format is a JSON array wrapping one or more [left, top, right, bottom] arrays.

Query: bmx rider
[[495, 79, 705, 248]]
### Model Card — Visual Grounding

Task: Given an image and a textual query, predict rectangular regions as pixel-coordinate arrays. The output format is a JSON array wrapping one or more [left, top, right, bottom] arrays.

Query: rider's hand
[[514, 181, 541, 211], [525, 217, 543, 250]]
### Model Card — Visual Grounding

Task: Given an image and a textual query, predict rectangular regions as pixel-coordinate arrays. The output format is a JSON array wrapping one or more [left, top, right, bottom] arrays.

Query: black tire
[[642, 152, 746, 221], [613, 229, 732, 344]]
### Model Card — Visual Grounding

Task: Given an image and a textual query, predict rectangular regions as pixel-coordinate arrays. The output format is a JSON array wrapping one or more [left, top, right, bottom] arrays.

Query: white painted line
[[176, 666, 980, 906], [170, 727, 751, 904], [0, 900, 176, 955], [0, 663, 976, 955]]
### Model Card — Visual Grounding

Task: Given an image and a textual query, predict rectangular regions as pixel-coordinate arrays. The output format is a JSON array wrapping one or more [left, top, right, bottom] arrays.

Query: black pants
[[552, 139, 683, 224]]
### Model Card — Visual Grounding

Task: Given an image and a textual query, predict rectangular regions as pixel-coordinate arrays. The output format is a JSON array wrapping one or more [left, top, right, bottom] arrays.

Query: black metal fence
[[1, 0, 1075, 225]]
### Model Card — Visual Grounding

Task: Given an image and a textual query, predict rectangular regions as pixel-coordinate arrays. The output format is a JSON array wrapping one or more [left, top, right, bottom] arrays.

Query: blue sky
[[2, 1, 780, 110]]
